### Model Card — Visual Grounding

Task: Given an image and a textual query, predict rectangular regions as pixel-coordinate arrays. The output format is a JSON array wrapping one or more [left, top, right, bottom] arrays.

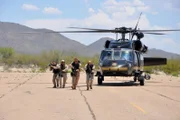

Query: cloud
[[102, 0, 151, 15], [22, 0, 180, 54], [24, 19, 79, 31], [143, 36, 180, 54], [133, 0, 144, 6], [88, 8, 95, 13], [23, 0, 155, 30], [163, 0, 180, 11], [84, 0, 89, 4], [84, 0, 91, 7], [151, 11, 158, 15], [43, 7, 62, 15], [22, 4, 40, 11]]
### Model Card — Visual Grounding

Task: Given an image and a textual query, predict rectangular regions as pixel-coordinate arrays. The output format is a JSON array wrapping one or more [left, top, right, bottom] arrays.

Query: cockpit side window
[[100, 51, 112, 61]]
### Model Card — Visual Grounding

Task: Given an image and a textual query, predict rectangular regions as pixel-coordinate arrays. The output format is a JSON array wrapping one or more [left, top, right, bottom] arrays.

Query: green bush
[[144, 59, 180, 76], [0, 47, 15, 62], [1, 47, 180, 76], [0, 47, 100, 72]]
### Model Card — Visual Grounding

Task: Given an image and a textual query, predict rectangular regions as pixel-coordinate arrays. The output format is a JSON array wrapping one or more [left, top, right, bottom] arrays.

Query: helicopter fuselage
[[98, 48, 144, 77]]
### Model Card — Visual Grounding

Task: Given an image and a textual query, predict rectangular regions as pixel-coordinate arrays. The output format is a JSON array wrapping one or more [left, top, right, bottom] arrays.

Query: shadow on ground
[[95, 81, 139, 87], [46, 85, 87, 89]]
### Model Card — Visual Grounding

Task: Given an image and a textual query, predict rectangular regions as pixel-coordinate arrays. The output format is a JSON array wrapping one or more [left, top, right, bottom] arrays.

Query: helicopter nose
[[116, 60, 129, 66], [111, 60, 125, 67], [117, 61, 132, 69]]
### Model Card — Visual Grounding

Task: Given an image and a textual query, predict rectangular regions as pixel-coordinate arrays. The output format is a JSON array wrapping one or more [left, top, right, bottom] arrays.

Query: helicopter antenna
[[131, 12, 142, 48], [134, 12, 142, 31]]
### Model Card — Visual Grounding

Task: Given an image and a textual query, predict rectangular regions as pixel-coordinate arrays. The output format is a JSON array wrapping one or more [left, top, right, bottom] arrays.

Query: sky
[[0, 0, 180, 54]]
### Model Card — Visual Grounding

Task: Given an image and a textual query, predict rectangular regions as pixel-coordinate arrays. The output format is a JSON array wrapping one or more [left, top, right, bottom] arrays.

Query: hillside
[[144, 48, 180, 59], [0, 22, 89, 56], [87, 37, 113, 55], [0, 21, 180, 59]]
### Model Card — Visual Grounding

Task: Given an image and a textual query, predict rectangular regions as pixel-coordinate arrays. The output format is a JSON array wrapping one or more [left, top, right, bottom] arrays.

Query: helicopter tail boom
[[144, 57, 167, 66]]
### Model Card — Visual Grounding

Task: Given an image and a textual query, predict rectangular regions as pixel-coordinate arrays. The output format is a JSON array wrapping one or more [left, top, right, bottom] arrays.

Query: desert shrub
[[161, 59, 180, 75], [0, 47, 15, 59], [1, 47, 180, 76]]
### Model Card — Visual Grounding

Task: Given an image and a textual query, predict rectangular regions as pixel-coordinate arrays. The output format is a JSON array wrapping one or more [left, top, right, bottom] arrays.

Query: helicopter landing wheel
[[97, 75, 103, 85], [138, 76, 144, 86]]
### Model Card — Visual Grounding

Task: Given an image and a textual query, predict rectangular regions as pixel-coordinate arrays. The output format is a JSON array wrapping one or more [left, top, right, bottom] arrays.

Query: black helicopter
[[55, 13, 180, 86]]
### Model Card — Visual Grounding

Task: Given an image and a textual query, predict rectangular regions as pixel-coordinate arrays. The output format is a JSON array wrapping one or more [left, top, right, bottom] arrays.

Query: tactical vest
[[53, 67, 60, 74], [72, 61, 80, 70], [86, 64, 94, 73], [61, 64, 65, 70]]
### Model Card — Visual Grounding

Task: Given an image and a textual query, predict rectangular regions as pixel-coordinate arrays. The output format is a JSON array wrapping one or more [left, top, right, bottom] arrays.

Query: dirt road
[[0, 72, 180, 120]]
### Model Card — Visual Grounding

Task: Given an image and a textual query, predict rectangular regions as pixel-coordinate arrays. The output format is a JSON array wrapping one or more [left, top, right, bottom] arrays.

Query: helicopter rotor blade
[[5, 30, 114, 34], [68, 27, 111, 31], [5, 27, 180, 35], [2, 29, 129, 34], [8, 31, 60, 34], [143, 32, 166, 35], [57, 30, 113, 33], [139, 29, 180, 32]]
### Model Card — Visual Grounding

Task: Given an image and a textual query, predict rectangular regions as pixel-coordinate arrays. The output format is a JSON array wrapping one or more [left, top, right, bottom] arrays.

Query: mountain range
[[0, 22, 180, 59]]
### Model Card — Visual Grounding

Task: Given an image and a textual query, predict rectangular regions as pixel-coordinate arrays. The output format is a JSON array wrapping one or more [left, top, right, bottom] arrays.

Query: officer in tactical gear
[[84, 61, 95, 90], [70, 58, 81, 90], [59, 60, 68, 88], [49, 61, 60, 88]]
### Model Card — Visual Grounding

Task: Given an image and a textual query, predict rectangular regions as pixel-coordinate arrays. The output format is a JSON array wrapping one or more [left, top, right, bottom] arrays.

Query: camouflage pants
[[72, 72, 80, 89], [86, 73, 94, 89], [52, 73, 59, 87], [59, 73, 67, 88]]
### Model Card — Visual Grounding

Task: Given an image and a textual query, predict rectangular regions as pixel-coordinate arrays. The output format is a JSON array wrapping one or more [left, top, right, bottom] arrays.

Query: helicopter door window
[[134, 52, 138, 64], [136, 52, 140, 67], [139, 53, 144, 66]]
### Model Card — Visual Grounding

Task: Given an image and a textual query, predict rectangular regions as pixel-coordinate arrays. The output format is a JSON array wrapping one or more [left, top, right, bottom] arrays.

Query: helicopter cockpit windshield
[[113, 50, 132, 61], [100, 49, 133, 62], [119, 50, 132, 61]]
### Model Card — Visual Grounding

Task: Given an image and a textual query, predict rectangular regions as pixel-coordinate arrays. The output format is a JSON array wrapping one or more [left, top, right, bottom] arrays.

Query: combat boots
[[90, 80, 93, 89], [87, 85, 89, 90], [71, 85, 76, 90]]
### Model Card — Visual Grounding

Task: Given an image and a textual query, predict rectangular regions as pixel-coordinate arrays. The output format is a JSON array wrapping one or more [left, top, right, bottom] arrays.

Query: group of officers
[[49, 58, 95, 90]]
